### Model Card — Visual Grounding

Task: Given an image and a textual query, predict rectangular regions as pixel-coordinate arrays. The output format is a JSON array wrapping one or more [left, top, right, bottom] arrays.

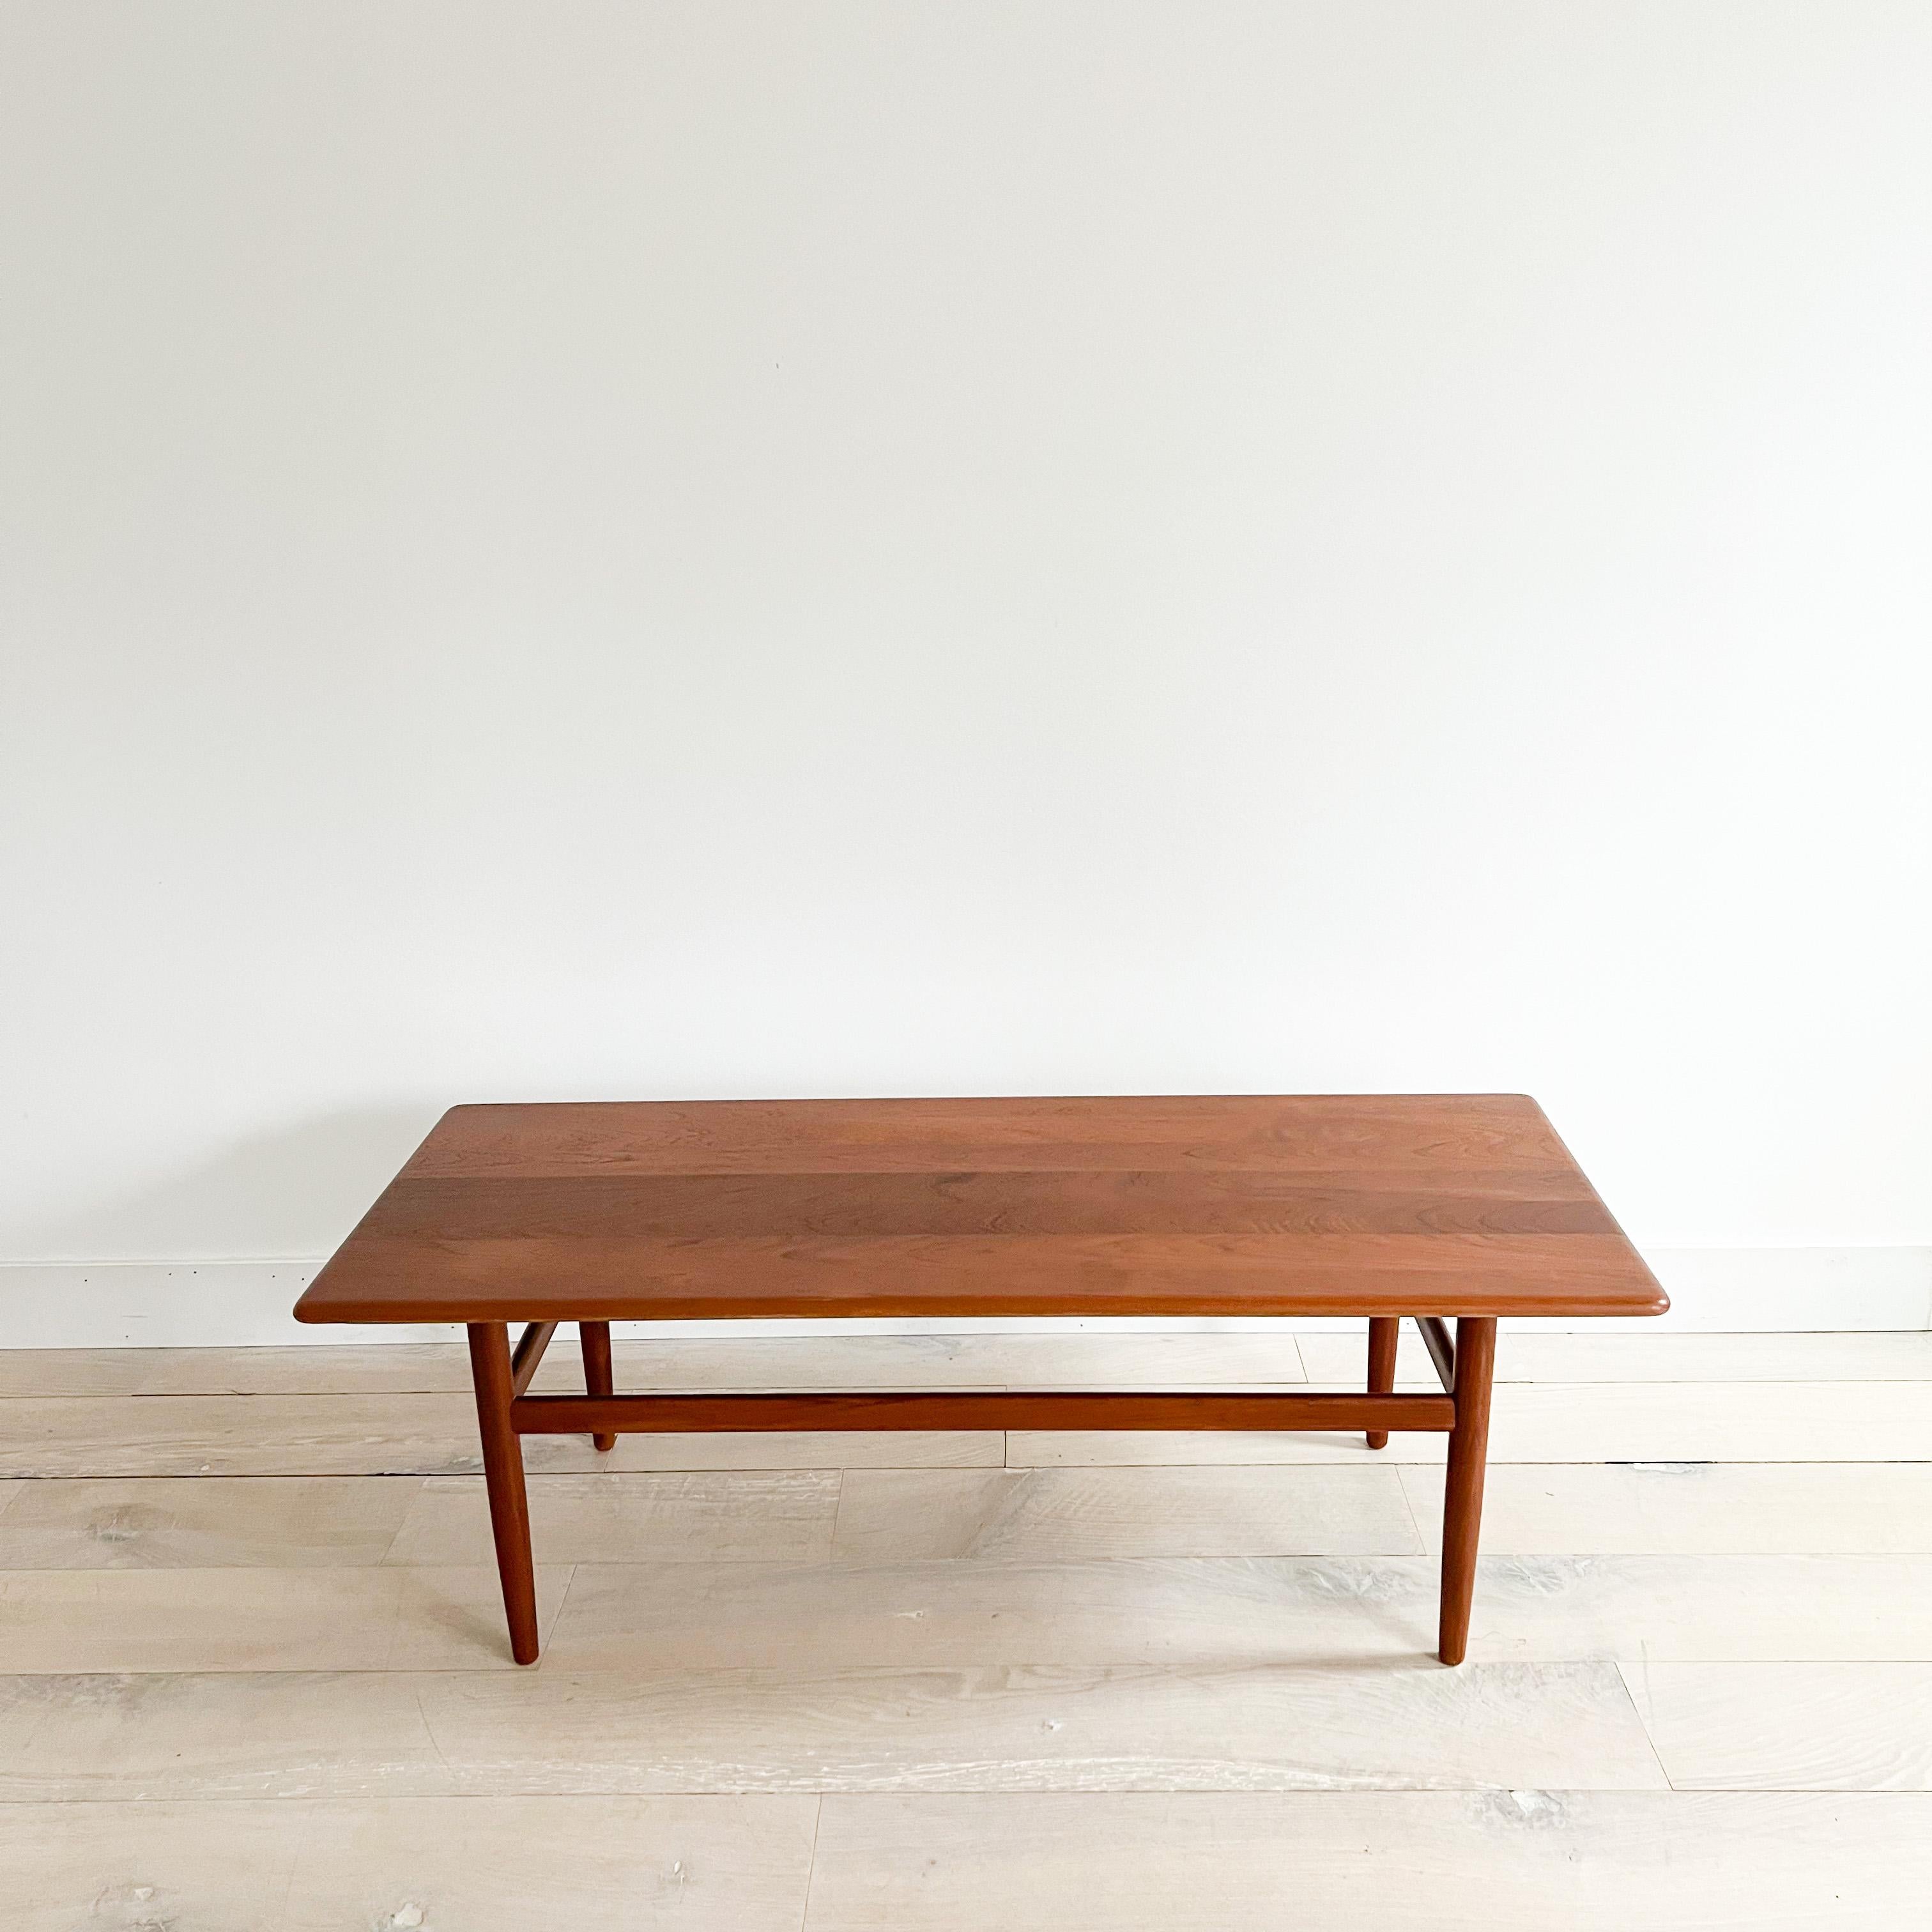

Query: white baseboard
[[2, 1248, 1928, 1348]]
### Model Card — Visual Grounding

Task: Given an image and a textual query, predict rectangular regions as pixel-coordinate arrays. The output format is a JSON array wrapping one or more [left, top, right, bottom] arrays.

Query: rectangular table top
[[294, 1095, 1666, 1325]]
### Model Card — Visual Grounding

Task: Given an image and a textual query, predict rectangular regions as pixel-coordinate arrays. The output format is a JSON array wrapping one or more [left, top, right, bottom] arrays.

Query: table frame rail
[[1414, 1315, 1457, 1392], [510, 1388, 1457, 1435], [466, 1314, 1498, 1669]]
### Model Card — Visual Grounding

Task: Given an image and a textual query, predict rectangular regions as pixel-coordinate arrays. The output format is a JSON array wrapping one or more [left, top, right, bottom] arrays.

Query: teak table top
[[294, 1094, 1666, 1326]]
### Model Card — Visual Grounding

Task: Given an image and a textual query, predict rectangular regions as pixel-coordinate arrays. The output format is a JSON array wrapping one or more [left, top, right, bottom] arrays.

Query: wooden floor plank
[[0, 1659, 1666, 1798], [0, 1333, 1310, 1400], [8, 1331, 1926, 1403], [1401, 1461, 1932, 1555], [555, 1333, 1303, 1391], [1, 1796, 820, 1932], [1626, 1662, 1932, 1791], [543, 1554, 1932, 1670], [4, 1797, 305, 1932], [0, 1566, 571, 1671], [11, 1459, 1874, 1577], [1010, 1381, 1932, 1466], [0, 1670, 454, 1799], [70, 1455, 1932, 1586], [133, 1344, 471, 1395], [0, 1396, 999, 1475], [1297, 1329, 1932, 1385], [0, 1395, 489, 1477], [0, 1350, 160, 1399], [831, 1466, 1421, 1561], [0, 1476, 423, 1568], [384, 1471, 843, 1567], [425, 1657, 1662, 1795], [801, 1791, 1932, 1930]]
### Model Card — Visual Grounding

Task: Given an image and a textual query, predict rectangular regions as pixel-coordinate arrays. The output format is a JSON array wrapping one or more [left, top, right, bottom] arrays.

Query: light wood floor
[[4, 1330, 1930, 1928]]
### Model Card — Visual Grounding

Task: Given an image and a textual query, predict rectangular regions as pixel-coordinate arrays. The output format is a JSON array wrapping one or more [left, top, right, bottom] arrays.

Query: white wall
[[3, 3, 1929, 1292]]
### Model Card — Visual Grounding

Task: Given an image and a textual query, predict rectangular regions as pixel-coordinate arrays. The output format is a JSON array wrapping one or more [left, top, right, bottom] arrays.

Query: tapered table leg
[[580, 1319, 617, 1452], [467, 1321, 540, 1665], [1438, 1315, 1496, 1666], [1365, 1315, 1399, 1449]]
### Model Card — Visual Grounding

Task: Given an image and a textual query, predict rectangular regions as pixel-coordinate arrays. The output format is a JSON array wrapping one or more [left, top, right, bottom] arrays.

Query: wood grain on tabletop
[[293, 1096, 1666, 1324]]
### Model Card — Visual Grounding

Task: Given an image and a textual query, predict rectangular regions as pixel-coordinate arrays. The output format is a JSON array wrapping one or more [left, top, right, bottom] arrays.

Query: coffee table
[[294, 1094, 1666, 1664]]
